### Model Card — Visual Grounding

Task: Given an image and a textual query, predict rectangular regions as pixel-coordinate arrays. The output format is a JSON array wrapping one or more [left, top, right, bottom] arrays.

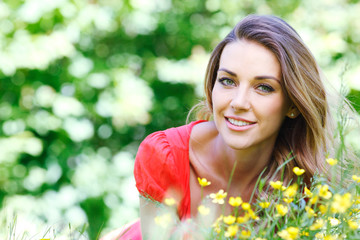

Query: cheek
[[256, 96, 289, 120], [273, 100, 288, 116], [211, 87, 223, 111]]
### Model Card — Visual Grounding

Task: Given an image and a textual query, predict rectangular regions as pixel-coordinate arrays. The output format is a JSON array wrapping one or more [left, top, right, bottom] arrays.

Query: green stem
[[222, 160, 238, 214], [226, 160, 238, 194], [264, 155, 295, 193], [249, 168, 267, 203]]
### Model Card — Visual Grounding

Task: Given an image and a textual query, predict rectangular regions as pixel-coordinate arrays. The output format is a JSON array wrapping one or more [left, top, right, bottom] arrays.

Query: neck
[[212, 135, 276, 194]]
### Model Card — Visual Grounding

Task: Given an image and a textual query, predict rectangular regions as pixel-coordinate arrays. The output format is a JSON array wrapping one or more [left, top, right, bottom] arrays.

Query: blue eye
[[219, 78, 236, 86], [257, 84, 274, 93]]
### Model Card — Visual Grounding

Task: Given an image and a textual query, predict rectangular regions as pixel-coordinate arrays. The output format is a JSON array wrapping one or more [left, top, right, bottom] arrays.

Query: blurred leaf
[[265, 0, 301, 16], [80, 196, 109, 240], [347, 88, 360, 113]]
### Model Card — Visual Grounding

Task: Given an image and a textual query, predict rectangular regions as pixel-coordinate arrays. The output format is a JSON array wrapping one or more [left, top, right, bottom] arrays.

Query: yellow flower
[[352, 175, 360, 183], [326, 158, 338, 166], [224, 225, 238, 237], [348, 220, 358, 230], [305, 206, 317, 218], [319, 204, 328, 214], [212, 215, 223, 233], [164, 197, 176, 206], [293, 167, 305, 176], [278, 227, 299, 240], [237, 214, 250, 224], [270, 181, 284, 190], [287, 227, 299, 239], [276, 204, 288, 216], [240, 230, 251, 239], [310, 195, 319, 205], [259, 201, 270, 209], [350, 208, 360, 216], [210, 189, 227, 204], [255, 238, 267, 240], [331, 193, 352, 214], [197, 177, 211, 187], [213, 225, 221, 234], [197, 205, 210, 215], [284, 184, 298, 198], [277, 230, 289, 240], [315, 232, 324, 239], [300, 231, 309, 236], [283, 198, 294, 204], [304, 186, 313, 198], [247, 209, 259, 220], [223, 215, 236, 225], [309, 219, 324, 230], [242, 202, 251, 211], [323, 235, 336, 240], [318, 185, 332, 199], [154, 213, 172, 227], [229, 196, 243, 207], [328, 217, 340, 226]]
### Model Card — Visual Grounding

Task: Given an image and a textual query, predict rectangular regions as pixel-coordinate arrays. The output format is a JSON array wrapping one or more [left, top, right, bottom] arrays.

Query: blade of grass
[[249, 167, 267, 203]]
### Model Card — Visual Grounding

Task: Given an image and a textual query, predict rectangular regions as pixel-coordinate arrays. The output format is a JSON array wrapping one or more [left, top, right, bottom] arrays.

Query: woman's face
[[212, 39, 291, 151]]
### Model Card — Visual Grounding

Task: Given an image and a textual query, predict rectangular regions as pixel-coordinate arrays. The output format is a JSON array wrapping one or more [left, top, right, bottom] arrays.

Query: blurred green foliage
[[0, 0, 359, 239]]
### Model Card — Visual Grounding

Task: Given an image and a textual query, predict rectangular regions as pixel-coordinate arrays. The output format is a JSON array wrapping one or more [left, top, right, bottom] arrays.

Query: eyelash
[[257, 84, 274, 93], [218, 78, 275, 93], [218, 77, 236, 86]]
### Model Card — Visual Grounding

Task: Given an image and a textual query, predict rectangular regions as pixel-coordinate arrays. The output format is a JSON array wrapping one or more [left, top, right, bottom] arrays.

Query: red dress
[[112, 120, 205, 240]]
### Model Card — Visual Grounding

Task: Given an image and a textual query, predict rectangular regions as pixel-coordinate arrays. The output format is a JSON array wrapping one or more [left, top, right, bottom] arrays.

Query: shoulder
[[137, 121, 195, 153], [137, 130, 170, 154], [134, 130, 174, 179], [139, 120, 208, 152], [134, 130, 178, 202], [190, 120, 218, 146], [189, 121, 218, 170], [134, 122, 203, 202]]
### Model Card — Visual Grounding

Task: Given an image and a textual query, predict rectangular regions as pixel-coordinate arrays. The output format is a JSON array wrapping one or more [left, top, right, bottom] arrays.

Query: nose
[[230, 85, 250, 111]]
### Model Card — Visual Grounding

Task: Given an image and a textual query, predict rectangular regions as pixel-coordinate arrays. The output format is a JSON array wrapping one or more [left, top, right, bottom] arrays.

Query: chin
[[225, 140, 253, 150]]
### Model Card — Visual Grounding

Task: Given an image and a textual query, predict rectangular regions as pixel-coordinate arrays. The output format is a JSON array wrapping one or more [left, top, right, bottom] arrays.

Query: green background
[[0, 0, 359, 239]]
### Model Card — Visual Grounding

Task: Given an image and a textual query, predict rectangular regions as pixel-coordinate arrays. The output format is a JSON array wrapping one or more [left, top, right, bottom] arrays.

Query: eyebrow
[[218, 68, 237, 76], [218, 68, 281, 83]]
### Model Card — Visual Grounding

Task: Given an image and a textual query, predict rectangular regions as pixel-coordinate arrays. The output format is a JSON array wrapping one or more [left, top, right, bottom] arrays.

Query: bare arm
[[139, 197, 180, 240], [139, 197, 159, 239]]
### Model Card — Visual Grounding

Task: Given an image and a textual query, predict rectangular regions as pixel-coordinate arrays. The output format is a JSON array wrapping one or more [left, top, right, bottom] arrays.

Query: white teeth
[[227, 118, 252, 126]]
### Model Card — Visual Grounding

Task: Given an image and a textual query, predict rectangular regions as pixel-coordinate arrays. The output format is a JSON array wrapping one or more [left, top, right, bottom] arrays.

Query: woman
[[104, 14, 340, 240]]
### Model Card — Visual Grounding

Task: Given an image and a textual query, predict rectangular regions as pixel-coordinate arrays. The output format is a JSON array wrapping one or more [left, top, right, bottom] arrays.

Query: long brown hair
[[194, 14, 335, 186]]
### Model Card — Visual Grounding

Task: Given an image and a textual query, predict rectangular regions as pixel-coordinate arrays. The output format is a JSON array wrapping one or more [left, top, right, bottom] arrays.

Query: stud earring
[[290, 113, 294, 117]]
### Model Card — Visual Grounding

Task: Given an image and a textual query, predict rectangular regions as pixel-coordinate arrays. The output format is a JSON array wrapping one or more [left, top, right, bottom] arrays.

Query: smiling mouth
[[226, 117, 255, 127]]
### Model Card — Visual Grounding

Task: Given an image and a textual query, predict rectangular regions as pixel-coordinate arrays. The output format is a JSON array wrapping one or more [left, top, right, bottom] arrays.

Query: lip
[[225, 116, 257, 131], [225, 116, 255, 123]]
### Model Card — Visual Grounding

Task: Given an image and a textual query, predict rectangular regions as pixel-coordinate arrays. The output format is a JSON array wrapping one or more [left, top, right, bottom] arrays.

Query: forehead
[[219, 40, 281, 79]]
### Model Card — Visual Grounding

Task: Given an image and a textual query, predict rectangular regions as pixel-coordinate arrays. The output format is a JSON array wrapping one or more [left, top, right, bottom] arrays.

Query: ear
[[286, 105, 300, 119]]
